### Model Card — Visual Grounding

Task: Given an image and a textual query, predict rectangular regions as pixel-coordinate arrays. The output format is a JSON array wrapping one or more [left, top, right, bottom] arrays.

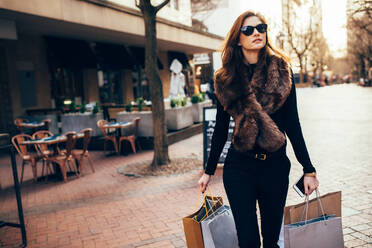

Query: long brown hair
[[215, 10, 290, 86]]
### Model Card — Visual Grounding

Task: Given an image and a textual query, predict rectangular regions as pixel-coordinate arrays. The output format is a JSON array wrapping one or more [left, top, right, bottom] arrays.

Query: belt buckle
[[255, 153, 267, 160]]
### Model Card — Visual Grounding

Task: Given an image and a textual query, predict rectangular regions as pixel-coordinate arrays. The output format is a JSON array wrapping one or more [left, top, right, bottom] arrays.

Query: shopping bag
[[182, 193, 223, 248], [284, 190, 344, 248], [201, 205, 239, 248], [284, 191, 341, 225]]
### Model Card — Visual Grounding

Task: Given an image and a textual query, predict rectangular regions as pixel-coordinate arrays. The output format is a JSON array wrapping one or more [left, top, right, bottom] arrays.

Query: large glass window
[[98, 70, 123, 104]]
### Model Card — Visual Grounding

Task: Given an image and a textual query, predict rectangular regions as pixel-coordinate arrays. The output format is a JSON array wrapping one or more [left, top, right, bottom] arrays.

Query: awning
[[45, 36, 97, 69], [129, 46, 164, 70], [93, 42, 135, 70], [167, 51, 190, 69]]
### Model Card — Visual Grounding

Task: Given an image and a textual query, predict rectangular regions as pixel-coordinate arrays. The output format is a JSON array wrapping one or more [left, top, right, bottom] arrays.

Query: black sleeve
[[284, 81, 316, 173], [204, 99, 231, 175]]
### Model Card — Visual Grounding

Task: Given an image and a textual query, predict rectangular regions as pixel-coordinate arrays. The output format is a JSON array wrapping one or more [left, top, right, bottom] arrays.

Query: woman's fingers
[[198, 173, 211, 193], [304, 176, 319, 195]]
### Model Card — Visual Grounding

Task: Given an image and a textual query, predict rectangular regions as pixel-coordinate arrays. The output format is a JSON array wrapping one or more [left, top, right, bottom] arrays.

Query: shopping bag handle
[[194, 186, 223, 221], [300, 189, 327, 225]]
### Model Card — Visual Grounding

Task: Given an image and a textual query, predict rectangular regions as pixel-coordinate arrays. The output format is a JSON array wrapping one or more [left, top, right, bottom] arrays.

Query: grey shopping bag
[[284, 216, 344, 248], [201, 205, 239, 248], [284, 190, 344, 248]]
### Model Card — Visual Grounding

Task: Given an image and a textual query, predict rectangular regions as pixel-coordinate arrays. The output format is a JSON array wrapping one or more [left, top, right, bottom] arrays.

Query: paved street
[[0, 83, 371, 248]]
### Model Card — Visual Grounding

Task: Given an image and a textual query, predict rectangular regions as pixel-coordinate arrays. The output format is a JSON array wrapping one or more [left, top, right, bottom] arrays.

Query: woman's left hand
[[304, 176, 319, 196]]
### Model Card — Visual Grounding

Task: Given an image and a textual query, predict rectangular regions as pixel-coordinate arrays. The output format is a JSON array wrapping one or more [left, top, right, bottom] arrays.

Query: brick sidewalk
[[0, 84, 371, 248]]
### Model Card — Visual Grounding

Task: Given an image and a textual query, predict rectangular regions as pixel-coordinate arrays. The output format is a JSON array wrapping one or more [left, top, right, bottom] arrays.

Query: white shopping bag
[[201, 205, 239, 248]]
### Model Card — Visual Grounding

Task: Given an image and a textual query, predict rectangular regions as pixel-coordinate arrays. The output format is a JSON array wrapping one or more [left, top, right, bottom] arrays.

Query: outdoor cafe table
[[103, 121, 132, 130], [21, 133, 84, 146], [16, 121, 47, 134], [21, 133, 84, 180]]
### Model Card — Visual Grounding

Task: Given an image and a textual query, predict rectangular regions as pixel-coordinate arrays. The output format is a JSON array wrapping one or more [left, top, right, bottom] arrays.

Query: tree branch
[[155, 0, 170, 13], [135, 0, 143, 11]]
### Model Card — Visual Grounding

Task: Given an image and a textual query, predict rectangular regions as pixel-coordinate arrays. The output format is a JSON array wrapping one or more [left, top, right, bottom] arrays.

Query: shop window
[[132, 67, 150, 101], [98, 70, 123, 105], [51, 67, 84, 108]]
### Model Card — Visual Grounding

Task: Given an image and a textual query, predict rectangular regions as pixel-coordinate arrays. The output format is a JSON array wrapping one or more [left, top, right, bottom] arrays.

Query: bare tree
[[282, 0, 319, 83], [136, 0, 170, 167], [347, 0, 372, 78], [310, 35, 332, 76], [191, 0, 225, 25]]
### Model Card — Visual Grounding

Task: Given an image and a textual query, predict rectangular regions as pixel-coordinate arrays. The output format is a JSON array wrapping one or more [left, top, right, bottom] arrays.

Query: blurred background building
[[0, 0, 223, 132]]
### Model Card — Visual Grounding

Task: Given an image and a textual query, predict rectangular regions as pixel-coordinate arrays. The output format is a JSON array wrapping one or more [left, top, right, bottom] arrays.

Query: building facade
[[0, 0, 223, 132]]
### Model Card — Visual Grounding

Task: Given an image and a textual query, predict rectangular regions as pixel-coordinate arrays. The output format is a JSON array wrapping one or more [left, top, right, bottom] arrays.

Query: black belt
[[231, 147, 285, 161]]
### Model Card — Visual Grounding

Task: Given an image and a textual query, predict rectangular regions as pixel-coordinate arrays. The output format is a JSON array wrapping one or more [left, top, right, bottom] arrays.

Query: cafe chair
[[32, 130, 56, 179], [97, 120, 119, 155], [118, 117, 141, 154], [46, 132, 79, 182], [11, 134, 42, 183], [72, 128, 95, 175]]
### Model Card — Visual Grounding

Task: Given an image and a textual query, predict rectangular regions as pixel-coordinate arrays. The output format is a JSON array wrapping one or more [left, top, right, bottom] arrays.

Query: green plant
[[191, 93, 204, 104], [191, 94, 199, 104], [171, 96, 188, 108], [125, 102, 132, 112], [79, 103, 87, 113], [136, 97, 145, 112], [69, 101, 77, 113], [92, 103, 100, 115], [181, 97, 187, 106], [170, 98, 177, 108]]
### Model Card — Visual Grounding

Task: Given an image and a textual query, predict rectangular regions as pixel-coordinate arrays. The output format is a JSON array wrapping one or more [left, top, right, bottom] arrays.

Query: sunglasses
[[240, 23, 267, 36]]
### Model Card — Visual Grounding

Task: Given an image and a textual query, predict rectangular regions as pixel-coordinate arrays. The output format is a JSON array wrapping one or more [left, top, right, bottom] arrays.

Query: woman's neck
[[242, 48, 259, 65]]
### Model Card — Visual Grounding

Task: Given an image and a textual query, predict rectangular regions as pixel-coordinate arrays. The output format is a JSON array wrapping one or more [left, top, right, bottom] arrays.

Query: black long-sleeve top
[[205, 76, 316, 175]]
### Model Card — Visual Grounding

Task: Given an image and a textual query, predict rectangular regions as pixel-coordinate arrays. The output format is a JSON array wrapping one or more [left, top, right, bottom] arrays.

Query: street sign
[[203, 106, 234, 168], [194, 53, 211, 65]]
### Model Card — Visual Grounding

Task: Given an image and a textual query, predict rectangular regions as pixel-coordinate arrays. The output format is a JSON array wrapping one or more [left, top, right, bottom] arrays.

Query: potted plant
[[125, 102, 133, 112], [166, 95, 193, 130], [62, 102, 103, 136], [191, 93, 212, 123]]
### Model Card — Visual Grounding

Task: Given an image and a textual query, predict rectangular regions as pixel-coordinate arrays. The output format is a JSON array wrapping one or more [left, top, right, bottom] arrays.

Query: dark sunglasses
[[240, 23, 267, 36]]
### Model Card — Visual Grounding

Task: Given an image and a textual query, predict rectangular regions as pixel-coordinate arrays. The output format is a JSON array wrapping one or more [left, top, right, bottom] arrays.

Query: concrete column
[[83, 69, 99, 103], [122, 69, 134, 104]]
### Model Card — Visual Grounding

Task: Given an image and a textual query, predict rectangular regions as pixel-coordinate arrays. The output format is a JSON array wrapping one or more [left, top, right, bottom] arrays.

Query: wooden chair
[[11, 134, 41, 183], [118, 117, 141, 154], [32, 130, 55, 179], [72, 128, 95, 176], [97, 120, 118, 154], [46, 132, 79, 182]]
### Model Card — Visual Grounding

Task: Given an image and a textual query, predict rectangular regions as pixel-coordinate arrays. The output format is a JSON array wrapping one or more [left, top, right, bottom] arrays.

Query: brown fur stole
[[214, 55, 292, 152]]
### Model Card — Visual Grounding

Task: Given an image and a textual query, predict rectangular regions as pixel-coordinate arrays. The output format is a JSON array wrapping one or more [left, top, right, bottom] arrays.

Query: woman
[[198, 11, 319, 248]]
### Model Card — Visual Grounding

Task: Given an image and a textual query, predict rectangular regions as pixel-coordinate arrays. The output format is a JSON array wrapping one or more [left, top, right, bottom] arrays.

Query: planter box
[[192, 100, 213, 123], [117, 105, 194, 136], [116, 111, 154, 137], [61, 112, 103, 136], [166, 104, 193, 131]]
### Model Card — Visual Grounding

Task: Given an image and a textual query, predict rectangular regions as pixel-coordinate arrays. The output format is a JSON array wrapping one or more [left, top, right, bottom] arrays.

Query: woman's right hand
[[198, 173, 211, 193]]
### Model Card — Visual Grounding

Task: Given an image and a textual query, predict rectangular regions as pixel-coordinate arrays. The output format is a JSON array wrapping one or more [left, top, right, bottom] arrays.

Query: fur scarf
[[214, 55, 292, 152]]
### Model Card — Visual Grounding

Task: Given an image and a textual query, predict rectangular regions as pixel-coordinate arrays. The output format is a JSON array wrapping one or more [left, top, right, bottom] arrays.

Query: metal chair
[[46, 132, 79, 182], [32, 130, 56, 180], [97, 120, 118, 154], [118, 117, 141, 154], [72, 128, 95, 176], [11, 134, 42, 183]]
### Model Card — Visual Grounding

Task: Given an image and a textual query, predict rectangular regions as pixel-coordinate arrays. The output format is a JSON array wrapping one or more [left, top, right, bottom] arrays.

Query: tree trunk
[[142, 3, 170, 167]]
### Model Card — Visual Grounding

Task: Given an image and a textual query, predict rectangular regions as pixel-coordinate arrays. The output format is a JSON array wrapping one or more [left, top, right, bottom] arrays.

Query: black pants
[[223, 148, 291, 248]]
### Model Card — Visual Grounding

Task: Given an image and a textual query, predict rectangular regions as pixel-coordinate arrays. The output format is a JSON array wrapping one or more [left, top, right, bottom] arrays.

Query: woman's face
[[238, 16, 266, 51]]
